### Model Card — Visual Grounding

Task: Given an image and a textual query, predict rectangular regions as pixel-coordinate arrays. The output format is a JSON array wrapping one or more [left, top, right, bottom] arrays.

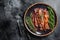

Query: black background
[[0, 0, 60, 40]]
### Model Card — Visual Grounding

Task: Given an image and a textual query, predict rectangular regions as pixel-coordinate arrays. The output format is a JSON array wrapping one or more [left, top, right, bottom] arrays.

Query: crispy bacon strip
[[31, 8, 50, 31]]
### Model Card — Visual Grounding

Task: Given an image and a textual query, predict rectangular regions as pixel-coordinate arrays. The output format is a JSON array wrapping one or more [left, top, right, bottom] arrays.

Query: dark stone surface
[[0, 0, 60, 40]]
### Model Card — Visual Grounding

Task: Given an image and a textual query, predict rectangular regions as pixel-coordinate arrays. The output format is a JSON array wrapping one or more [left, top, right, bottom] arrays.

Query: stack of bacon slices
[[31, 8, 50, 31]]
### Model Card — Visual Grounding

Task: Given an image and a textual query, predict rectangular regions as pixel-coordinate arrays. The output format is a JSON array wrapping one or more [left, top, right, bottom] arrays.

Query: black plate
[[24, 3, 57, 37]]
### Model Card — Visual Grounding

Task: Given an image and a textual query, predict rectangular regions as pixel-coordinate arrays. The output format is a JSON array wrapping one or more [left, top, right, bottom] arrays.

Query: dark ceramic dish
[[24, 2, 57, 37]]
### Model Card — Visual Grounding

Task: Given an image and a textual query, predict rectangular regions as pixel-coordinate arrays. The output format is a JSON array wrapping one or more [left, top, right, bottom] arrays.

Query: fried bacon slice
[[31, 8, 50, 31]]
